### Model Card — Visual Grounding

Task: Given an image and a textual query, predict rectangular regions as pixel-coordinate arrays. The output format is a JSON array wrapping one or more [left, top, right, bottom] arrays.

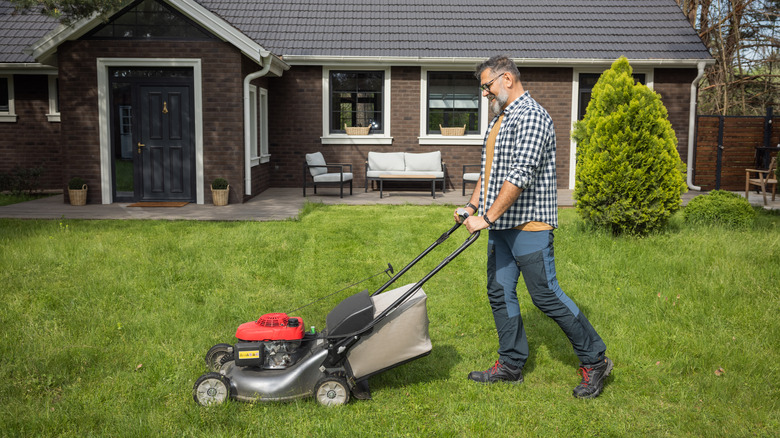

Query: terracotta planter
[[68, 185, 87, 206], [211, 185, 229, 206]]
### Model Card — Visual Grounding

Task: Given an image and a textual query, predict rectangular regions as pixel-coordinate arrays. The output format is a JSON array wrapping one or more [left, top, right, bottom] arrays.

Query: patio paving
[[0, 187, 775, 221]]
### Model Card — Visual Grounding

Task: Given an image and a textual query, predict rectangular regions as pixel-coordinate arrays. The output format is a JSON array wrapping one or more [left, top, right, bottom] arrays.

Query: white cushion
[[463, 172, 480, 182], [305, 152, 328, 176], [368, 152, 405, 172], [366, 171, 444, 178], [404, 151, 441, 172], [313, 172, 353, 183]]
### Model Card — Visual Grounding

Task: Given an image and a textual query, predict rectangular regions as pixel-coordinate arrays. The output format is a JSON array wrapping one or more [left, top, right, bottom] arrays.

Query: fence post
[[716, 116, 724, 190]]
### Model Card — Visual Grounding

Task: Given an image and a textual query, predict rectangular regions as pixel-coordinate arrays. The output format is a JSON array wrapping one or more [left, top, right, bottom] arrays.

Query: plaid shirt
[[479, 92, 559, 229]]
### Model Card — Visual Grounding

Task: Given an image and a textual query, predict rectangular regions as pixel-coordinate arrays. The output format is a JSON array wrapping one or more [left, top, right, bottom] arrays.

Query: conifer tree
[[572, 57, 687, 236]]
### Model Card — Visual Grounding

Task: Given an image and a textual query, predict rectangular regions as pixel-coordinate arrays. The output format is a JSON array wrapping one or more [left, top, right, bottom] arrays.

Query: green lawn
[[1, 205, 778, 437]]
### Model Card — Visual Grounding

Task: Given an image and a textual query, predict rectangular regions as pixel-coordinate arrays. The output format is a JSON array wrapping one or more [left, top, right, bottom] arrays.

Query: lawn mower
[[193, 210, 478, 407]]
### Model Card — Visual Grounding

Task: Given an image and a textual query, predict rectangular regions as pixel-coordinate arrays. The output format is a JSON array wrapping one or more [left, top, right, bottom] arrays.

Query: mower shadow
[[366, 344, 460, 390]]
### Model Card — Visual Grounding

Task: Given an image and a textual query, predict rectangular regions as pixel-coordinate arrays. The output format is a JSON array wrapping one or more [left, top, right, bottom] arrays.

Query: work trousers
[[486, 229, 606, 368]]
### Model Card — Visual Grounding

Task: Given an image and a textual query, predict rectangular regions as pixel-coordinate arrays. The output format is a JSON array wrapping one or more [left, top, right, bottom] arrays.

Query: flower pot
[[211, 185, 230, 206], [68, 185, 87, 206]]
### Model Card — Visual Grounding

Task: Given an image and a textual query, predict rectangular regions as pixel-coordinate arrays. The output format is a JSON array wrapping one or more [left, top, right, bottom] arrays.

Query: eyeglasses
[[479, 73, 505, 92]]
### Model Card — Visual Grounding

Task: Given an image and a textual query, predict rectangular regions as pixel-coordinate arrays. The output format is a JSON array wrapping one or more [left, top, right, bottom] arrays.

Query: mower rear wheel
[[205, 343, 234, 372], [315, 377, 350, 407], [193, 372, 232, 406]]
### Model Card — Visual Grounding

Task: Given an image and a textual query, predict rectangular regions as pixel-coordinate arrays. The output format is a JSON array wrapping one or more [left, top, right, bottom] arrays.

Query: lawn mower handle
[[370, 208, 473, 298]]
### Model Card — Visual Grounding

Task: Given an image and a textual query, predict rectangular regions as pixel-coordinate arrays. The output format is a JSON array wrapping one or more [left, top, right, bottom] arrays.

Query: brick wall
[[267, 66, 575, 192], [0, 74, 62, 190], [655, 68, 698, 163], [57, 39, 245, 204]]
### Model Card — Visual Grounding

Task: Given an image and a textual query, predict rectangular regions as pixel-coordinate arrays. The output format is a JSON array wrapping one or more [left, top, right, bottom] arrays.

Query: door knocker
[[162, 101, 169, 114]]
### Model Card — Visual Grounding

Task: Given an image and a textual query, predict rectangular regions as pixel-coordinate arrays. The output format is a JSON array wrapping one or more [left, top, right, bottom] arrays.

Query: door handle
[[137, 142, 145, 154]]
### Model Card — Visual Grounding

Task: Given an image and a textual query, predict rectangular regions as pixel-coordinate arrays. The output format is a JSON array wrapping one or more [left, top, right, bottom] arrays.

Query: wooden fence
[[694, 109, 779, 190]]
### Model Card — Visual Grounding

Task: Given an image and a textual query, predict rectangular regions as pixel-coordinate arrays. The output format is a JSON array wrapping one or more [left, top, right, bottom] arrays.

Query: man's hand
[[464, 215, 490, 234]]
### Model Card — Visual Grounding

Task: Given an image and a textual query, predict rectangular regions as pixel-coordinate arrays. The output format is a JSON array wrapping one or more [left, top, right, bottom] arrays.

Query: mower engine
[[234, 313, 306, 369]]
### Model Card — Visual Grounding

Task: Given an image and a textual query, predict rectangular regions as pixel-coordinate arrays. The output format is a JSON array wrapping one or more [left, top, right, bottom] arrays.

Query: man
[[455, 56, 612, 399]]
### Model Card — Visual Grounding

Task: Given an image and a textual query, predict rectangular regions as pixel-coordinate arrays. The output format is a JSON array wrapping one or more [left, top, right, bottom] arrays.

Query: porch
[[1, 188, 776, 221]]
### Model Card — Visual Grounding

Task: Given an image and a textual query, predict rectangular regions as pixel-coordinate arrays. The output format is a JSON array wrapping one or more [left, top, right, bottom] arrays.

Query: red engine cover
[[235, 313, 305, 341]]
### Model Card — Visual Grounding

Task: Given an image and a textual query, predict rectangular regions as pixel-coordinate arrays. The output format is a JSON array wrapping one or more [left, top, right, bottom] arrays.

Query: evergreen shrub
[[684, 190, 756, 228], [572, 57, 687, 236]]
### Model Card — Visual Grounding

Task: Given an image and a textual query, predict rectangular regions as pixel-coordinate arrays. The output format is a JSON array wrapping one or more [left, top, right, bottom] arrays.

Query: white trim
[[568, 67, 654, 189], [258, 87, 270, 164], [0, 64, 59, 74], [285, 55, 715, 69], [0, 75, 16, 123], [321, 66, 393, 145], [46, 75, 60, 122], [419, 67, 486, 146], [97, 58, 204, 204]]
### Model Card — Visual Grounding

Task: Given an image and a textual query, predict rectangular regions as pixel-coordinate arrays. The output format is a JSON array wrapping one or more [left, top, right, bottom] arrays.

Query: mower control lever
[[456, 208, 470, 223]]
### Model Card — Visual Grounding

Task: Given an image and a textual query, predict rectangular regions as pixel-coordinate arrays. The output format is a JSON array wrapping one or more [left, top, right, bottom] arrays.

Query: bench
[[365, 151, 447, 198]]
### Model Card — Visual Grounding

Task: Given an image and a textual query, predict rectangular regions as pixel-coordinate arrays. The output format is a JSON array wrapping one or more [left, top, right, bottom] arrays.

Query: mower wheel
[[314, 377, 350, 407], [205, 343, 234, 372], [193, 372, 232, 406]]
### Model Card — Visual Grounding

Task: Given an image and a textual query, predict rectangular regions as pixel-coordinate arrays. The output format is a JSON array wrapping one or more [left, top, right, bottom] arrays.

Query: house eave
[[282, 55, 715, 69], [0, 63, 59, 74]]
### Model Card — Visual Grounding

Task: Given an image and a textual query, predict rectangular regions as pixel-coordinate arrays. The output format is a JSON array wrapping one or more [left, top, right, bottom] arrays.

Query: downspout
[[244, 54, 273, 196], [687, 61, 706, 191]]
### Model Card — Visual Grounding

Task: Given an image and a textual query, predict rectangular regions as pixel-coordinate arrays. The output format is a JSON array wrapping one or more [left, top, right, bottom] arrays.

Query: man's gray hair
[[475, 56, 521, 81]]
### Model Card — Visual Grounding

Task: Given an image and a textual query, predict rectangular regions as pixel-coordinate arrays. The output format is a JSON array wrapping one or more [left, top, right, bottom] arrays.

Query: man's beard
[[489, 87, 509, 114]]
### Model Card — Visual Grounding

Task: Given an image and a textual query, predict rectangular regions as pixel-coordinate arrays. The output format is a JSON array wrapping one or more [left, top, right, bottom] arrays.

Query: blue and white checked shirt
[[479, 92, 559, 229]]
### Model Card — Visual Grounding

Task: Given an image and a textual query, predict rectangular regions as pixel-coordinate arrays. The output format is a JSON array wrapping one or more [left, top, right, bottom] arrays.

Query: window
[[426, 71, 480, 135], [0, 75, 16, 122], [577, 73, 646, 120], [249, 86, 270, 165], [47, 76, 60, 122], [87, 0, 215, 40], [329, 70, 384, 134]]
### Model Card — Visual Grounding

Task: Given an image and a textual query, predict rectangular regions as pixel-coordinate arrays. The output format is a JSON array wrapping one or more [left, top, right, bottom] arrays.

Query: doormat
[[127, 201, 189, 207]]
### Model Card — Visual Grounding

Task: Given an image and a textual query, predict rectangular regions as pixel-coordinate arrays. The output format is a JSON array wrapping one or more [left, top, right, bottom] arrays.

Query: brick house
[[0, 0, 713, 204]]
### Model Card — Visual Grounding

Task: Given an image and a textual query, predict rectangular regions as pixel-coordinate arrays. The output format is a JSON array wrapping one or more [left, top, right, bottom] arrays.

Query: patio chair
[[462, 164, 480, 196], [303, 152, 353, 198], [745, 156, 777, 206]]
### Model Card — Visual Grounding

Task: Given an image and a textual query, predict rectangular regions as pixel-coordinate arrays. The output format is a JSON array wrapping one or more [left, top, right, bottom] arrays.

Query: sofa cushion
[[367, 171, 444, 178], [404, 151, 441, 172], [368, 152, 405, 172], [463, 172, 480, 182], [305, 152, 328, 176], [313, 172, 353, 182]]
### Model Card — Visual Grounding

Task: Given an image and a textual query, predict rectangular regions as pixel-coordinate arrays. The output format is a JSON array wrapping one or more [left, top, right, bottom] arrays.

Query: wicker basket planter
[[211, 185, 230, 206], [68, 185, 87, 206], [440, 124, 466, 136], [344, 124, 370, 135]]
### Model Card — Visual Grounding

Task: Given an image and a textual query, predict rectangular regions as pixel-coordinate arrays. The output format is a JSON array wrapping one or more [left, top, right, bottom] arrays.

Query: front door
[[110, 68, 195, 202], [138, 85, 193, 201]]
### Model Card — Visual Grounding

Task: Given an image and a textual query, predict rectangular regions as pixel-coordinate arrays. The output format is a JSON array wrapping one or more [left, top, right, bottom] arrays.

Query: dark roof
[[198, 0, 711, 60], [0, 0, 711, 64], [0, 1, 60, 63]]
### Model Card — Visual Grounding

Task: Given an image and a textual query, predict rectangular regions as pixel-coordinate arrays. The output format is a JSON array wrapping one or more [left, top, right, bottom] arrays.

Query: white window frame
[[419, 67, 486, 146], [569, 67, 654, 189], [321, 66, 392, 145], [47, 75, 60, 122], [249, 85, 270, 166], [0, 75, 16, 123], [259, 87, 269, 163]]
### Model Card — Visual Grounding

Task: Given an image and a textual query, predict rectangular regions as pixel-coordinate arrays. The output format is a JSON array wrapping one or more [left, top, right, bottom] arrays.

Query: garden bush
[[684, 190, 756, 228], [572, 57, 687, 236]]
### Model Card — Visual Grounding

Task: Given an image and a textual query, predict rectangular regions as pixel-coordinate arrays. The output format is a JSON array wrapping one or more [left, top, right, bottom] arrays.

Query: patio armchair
[[745, 156, 777, 206], [303, 152, 353, 198], [462, 164, 480, 196]]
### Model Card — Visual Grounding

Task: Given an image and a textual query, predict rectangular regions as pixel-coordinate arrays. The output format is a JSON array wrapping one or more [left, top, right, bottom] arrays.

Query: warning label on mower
[[238, 350, 260, 359]]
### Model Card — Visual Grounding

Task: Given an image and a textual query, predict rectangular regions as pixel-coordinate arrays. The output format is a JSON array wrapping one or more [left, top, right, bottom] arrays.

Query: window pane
[[0, 77, 8, 112], [427, 72, 480, 134], [330, 71, 383, 133]]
